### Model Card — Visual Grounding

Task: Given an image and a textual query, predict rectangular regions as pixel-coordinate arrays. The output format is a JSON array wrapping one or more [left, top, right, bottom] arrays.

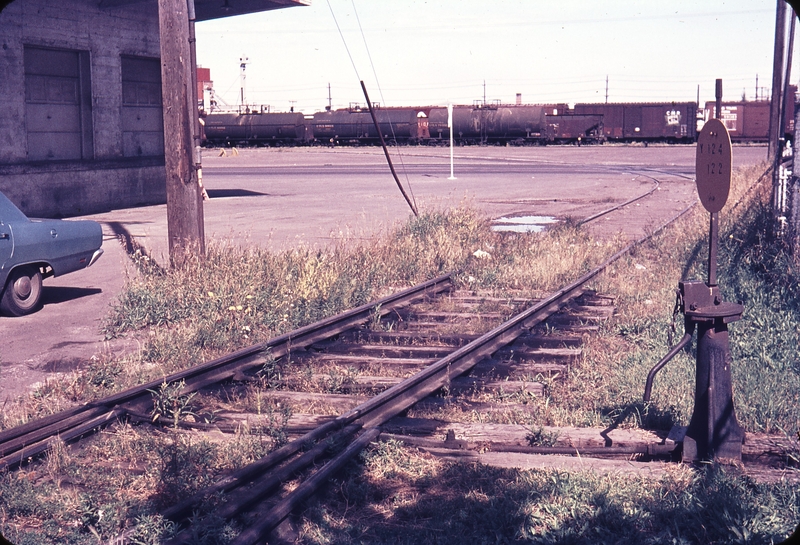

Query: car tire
[[0, 265, 43, 316]]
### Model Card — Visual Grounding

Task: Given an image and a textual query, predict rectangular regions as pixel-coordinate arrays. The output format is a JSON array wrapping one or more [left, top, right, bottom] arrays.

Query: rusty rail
[[163, 262, 614, 544], [167, 192, 704, 544], [0, 274, 454, 470]]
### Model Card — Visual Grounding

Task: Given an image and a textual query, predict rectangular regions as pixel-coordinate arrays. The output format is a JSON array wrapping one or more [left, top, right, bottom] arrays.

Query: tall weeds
[[101, 207, 613, 375]]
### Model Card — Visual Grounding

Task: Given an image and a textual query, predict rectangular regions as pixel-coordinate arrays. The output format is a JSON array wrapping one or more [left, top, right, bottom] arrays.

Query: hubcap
[[13, 277, 32, 299]]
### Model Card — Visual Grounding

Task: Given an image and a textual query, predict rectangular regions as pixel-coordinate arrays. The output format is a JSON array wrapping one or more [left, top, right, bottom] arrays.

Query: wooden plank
[[279, 375, 403, 391], [214, 412, 337, 434], [477, 452, 674, 477], [510, 362, 569, 375], [472, 359, 567, 376], [346, 330, 480, 345], [257, 390, 367, 411], [513, 334, 583, 348], [570, 305, 615, 316], [447, 294, 537, 305], [450, 377, 544, 396], [309, 354, 436, 367], [410, 311, 507, 321], [499, 347, 582, 359], [309, 343, 456, 358], [381, 419, 669, 449]]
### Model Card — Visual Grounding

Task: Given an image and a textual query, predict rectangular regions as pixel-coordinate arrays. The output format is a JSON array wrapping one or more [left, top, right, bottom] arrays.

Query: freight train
[[201, 97, 794, 147]]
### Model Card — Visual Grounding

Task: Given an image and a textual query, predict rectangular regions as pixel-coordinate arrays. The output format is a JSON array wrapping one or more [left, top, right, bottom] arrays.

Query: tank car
[[428, 105, 546, 144], [310, 107, 429, 145], [202, 111, 307, 146]]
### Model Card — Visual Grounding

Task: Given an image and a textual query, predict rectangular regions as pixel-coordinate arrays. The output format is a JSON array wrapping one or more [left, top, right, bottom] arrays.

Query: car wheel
[[1, 266, 43, 316]]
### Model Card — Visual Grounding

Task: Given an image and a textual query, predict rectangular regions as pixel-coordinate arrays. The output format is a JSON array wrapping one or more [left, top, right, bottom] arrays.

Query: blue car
[[0, 191, 103, 316]]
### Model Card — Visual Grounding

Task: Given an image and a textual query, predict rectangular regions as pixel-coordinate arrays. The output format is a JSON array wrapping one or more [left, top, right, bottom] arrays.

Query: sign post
[[448, 103, 456, 180], [695, 118, 732, 286], [678, 117, 745, 463]]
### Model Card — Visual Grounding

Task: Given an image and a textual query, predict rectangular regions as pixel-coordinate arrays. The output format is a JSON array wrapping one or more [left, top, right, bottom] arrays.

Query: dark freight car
[[545, 114, 604, 143], [573, 102, 697, 142], [703, 100, 794, 142], [310, 107, 429, 145], [428, 105, 546, 144], [203, 111, 307, 146], [704, 102, 769, 141]]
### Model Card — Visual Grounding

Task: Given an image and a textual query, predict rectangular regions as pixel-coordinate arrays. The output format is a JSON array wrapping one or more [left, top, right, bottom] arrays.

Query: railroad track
[[0, 274, 454, 471], [0, 173, 690, 543], [4, 166, 793, 543], [0, 252, 626, 544], [155, 279, 615, 545]]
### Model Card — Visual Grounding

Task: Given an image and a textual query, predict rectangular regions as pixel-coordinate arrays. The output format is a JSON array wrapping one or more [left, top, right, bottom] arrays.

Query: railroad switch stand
[[643, 114, 745, 463], [678, 280, 745, 462]]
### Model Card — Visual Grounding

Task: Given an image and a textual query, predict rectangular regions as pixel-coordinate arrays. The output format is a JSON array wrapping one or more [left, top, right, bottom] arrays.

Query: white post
[[448, 103, 456, 180]]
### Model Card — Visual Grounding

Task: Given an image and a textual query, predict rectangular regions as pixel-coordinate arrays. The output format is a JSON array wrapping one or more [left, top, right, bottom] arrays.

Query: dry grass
[[0, 205, 615, 432], [2, 163, 799, 544]]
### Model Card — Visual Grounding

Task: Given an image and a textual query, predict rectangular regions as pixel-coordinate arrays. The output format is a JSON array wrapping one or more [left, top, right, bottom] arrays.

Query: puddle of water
[[491, 215, 558, 233]]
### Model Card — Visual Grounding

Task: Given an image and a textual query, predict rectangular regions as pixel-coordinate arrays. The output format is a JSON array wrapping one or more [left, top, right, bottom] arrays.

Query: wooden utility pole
[[790, 87, 800, 254], [789, 7, 800, 255], [768, 0, 787, 161], [158, 0, 206, 266]]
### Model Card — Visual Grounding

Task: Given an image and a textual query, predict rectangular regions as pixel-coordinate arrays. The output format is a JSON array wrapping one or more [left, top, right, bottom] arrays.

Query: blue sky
[[195, 0, 796, 113]]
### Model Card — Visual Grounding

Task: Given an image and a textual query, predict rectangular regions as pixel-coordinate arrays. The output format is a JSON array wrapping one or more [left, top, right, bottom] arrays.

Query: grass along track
[[2, 164, 798, 544]]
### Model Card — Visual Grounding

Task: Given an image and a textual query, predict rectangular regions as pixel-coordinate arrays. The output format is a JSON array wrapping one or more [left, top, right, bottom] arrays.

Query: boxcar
[[703, 100, 794, 142], [573, 102, 697, 142]]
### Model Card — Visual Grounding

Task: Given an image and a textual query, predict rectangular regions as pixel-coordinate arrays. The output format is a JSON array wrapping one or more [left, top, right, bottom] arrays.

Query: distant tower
[[239, 55, 249, 109]]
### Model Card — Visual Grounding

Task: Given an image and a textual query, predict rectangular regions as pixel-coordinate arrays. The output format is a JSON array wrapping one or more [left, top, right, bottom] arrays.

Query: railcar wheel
[[0, 266, 43, 316]]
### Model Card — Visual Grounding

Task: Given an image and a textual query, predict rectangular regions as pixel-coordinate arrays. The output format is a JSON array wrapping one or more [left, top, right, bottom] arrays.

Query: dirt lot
[[0, 144, 768, 400]]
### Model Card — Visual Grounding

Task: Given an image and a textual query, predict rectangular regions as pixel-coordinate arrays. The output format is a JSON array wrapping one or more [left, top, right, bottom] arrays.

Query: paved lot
[[0, 145, 768, 399]]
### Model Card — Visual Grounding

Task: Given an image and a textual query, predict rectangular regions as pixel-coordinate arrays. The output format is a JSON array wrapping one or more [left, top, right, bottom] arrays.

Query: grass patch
[[2, 162, 799, 543], [302, 446, 799, 544]]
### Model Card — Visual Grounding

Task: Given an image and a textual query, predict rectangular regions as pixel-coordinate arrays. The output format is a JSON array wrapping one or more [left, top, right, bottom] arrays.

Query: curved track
[[0, 165, 702, 544], [2, 159, 785, 544], [161, 199, 699, 544]]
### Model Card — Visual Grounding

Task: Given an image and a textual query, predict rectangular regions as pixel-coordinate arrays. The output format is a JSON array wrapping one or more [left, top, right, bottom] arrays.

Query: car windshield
[[0, 192, 30, 224]]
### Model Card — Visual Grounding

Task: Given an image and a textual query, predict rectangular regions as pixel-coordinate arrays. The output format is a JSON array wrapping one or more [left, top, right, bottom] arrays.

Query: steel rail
[[578, 175, 659, 225], [0, 274, 453, 469], [229, 428, 382, 545], [184, 190, 705, 544], [170, 260, 615, 543], [160, 280, 583, 532]]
